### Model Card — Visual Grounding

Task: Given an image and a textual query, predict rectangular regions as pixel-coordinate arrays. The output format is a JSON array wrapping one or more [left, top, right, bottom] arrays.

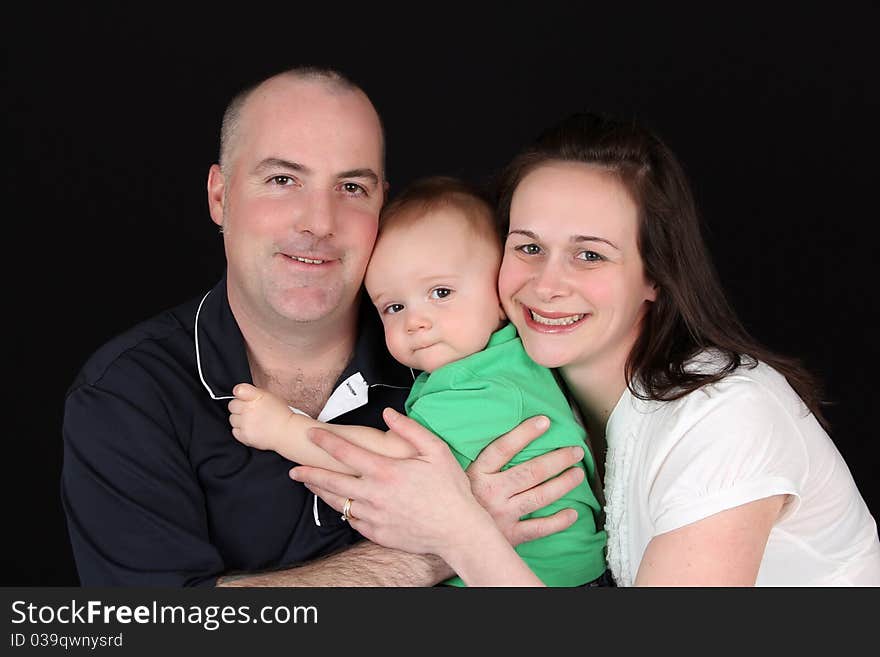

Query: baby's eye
[[430, 288, 453, 300], [515, 243, 542, 255], [383, 303, 405, 315], [576, 250, 603, 262]]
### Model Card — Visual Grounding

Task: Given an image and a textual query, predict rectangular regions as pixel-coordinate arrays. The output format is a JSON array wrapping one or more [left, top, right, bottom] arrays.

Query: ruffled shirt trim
[[603, 387, 636, 586]]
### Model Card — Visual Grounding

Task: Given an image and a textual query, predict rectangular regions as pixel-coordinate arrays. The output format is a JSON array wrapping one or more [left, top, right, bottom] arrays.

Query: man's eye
[[384, 303, 405, 314], [577, 250, 603, 262], [430, 288, 452, 300], [341, 182, 367, 196], [515, 244, 542, 255], [270, 175, 294, 186]]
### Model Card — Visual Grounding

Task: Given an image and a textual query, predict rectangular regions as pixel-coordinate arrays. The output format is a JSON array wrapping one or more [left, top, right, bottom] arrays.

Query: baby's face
[[365, 208, 506, 372]]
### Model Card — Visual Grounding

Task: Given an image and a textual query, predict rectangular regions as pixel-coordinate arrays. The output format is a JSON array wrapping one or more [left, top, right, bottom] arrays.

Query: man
[[62, 67, 584, 586]]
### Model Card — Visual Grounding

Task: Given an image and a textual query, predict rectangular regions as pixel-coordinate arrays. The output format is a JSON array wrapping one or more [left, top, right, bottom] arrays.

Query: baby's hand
[[227, 383, 291, 451]]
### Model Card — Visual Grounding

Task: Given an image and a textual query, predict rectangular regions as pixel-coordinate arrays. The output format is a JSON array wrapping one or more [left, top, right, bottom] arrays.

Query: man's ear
[[207, 164, 226, 229]]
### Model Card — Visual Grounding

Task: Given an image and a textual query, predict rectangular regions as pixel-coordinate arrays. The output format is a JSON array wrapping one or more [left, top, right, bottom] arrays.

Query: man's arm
[[217, 541, 453, 587], [65, 378, 448, 587], [62, 380, 225, 586]]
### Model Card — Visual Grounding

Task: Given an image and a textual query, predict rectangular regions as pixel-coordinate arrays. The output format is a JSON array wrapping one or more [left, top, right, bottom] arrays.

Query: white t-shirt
[[603, 353, 880, 586]]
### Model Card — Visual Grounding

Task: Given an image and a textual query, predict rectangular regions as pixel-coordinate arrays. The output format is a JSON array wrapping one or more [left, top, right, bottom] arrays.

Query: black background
[[6, 5, 878, 585]]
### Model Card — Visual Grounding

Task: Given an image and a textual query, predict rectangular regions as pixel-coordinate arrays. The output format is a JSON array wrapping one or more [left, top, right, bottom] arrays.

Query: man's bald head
[[218, 67, 386, 177]]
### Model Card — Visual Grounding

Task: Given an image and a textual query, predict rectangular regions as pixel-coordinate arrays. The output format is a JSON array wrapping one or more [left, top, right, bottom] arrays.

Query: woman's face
[[498, 161, 656, 371]]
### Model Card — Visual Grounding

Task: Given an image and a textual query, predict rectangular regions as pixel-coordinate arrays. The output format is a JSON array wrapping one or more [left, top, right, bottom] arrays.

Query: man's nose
[[293, 190, 336, 238]]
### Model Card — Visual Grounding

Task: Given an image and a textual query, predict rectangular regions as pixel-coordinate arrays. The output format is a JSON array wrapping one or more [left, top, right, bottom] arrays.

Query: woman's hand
[[465, 415, 586, 546]]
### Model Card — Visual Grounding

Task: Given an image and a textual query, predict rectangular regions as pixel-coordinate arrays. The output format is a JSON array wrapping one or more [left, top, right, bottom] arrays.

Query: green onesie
[[405, 322, 607, 586]]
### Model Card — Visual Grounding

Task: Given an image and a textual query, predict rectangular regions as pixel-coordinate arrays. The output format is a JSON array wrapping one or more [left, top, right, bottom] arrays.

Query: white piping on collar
[[313, 495, 322, 526], [369, 382, 413, 390], [194, 290, 234, 401]]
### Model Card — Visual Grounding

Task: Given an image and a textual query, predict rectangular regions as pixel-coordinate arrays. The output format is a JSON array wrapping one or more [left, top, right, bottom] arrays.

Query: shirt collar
[[194, 273, 251, 401], [194, 274, 412, 405]]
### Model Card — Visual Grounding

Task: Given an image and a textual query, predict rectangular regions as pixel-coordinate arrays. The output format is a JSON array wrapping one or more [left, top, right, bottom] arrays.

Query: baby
[[228, 176, 607, 586]]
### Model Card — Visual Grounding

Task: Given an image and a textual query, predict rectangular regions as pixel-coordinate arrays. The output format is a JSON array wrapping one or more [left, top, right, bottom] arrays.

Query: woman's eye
[[577, 250, 603, 262], [384, 303, 405, 315], [515, 243, 542, 255], [430, 288, 453, 300]]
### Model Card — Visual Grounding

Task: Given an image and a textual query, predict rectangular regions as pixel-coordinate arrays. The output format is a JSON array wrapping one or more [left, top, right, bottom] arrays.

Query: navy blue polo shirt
[[61, 275, 413, 586]]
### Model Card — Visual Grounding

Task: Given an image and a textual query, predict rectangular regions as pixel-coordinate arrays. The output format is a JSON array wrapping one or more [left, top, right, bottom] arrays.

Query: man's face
[[208, 77, 385, 330]]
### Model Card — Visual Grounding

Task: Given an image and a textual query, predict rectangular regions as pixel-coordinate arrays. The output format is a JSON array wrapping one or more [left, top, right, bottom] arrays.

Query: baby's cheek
[[385, 331, 411, 368]]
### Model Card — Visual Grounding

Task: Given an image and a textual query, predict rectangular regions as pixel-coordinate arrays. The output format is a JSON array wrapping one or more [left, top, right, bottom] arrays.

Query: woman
[[291, 112, 880, 586]]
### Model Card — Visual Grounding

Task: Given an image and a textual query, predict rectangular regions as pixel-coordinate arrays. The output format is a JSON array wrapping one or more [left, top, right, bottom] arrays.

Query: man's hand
[[290, 409, 584, 556], [290, 408, 480, 557]]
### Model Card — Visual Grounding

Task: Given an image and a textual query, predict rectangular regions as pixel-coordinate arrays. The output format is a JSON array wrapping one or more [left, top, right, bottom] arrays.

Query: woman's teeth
[[529, 310, 584, 326]]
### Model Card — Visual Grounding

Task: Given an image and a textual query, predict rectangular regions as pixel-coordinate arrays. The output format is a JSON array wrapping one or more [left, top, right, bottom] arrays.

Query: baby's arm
[[227, 383, 417, 475]]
